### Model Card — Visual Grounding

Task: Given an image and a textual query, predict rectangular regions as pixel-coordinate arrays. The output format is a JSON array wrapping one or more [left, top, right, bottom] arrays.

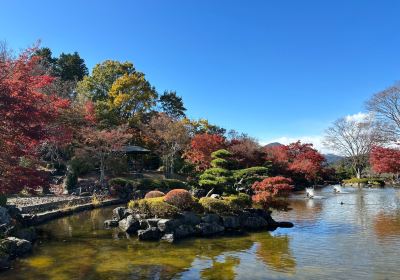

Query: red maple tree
[[264, 141, 325, 183], [0, 48, 70, 194], [184, 133, 226, 171], [370, 146, 400, 174], [252, 176, 294, 208]]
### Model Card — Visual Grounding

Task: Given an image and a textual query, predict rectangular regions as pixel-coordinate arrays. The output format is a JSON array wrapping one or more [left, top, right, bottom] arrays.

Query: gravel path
[[7, 196, 87, 208]]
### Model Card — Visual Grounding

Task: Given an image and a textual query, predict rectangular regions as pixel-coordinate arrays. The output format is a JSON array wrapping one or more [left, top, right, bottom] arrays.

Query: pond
[[2, 186, 400, 279]]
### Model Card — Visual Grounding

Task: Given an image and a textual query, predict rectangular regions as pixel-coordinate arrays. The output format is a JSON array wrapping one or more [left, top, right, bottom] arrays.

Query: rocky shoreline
[[0, 197, 124, 271], [105, 206, 293, 242]]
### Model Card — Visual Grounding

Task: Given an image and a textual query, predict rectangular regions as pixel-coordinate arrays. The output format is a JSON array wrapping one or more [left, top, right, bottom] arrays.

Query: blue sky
[[1, 0, 400, 151]]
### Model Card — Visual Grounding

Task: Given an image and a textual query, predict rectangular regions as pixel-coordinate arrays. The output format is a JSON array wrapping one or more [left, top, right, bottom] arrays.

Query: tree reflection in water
[[254, 233, 296, 273]]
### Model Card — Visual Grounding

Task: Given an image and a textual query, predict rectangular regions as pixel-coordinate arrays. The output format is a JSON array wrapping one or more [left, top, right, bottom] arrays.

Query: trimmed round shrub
[[145, 190, 165, 199], [198, 197, 232, 214], [128, 197, 179, 218], [163, 189, 194, 210]]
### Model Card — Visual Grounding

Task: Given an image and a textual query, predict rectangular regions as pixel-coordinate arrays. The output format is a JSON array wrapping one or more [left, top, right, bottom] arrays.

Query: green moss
[[198, 197, 232, 214], [128, 197, 180, 218], [224, 193, 252, 210]]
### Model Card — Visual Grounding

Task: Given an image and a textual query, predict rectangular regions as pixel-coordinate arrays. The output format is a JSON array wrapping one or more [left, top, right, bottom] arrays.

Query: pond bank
[[0, 196, 125, 271]]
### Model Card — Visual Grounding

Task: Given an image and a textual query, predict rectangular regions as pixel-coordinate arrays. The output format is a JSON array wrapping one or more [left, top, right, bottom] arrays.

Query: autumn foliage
[[252, 176, 294, 207], [163, 189, 194, 210], [0, 48, 70, 194], [145, 190, 165, 199], [370, 146, 400, 174], [264, 141, 325, 184], [184, 133, 226, 171]]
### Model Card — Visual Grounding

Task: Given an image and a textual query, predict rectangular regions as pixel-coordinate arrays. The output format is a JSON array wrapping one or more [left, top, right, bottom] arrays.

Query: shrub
[[64, 171, 78, 191], [343, 178, 369, 184], [224, 193, 252, 210], [145, 190, 165, 199], [128, 197, 179, 218], [211, 149, 232, 159], [133, 178, 188, 192], [162, 179, 188, 190], [198, 197, 232, 214], [343, 178, 385, 186], [108, 178, 134, 199], [199, 149, 235, 194], [252, 176, 294, 207], [69, 157, 93, 176], [164, 189, 194, 210], [106, 155, 128, 176], [0, 195, 6, 207], [233, 167, 269, 180]]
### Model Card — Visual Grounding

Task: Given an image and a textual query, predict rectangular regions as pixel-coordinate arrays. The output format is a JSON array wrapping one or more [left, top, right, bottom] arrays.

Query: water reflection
[[2, 187, 400, 279], [255, 233, 296, 273]]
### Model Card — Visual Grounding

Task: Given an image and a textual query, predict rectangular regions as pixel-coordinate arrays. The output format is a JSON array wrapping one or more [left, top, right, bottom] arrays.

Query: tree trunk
[[100, 154, 105, 187], [355, 167, 362, 179]]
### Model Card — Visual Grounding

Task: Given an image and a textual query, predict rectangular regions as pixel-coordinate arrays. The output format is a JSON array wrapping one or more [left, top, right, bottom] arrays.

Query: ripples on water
[[2, 186, 400, 280]]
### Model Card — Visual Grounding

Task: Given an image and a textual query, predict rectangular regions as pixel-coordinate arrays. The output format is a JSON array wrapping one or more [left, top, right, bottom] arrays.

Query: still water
[[2, 186, 400, 280]]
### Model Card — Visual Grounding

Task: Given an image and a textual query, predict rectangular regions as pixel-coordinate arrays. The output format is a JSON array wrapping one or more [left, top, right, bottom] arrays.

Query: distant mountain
[[264, 142, 284, 148], [324, 153, 343, 164]]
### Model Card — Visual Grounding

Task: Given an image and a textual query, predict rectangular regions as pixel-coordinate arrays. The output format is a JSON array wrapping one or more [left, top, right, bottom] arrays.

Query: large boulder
[[239, 214, 268, 230], [137, 227, 161, 241], [221, 215, 240, 229], [104, 220, 119, 228], [174, 224, 197, 238], [146, 219, 161, 227], [157, 219, 181, 233], [201, 214, 221, 224], [0, 237, 32, 257], [112, 207, 129, 221], [12, 227, 37, 242], [180, 212, 201, 226], [0, 207, 11, 227], [118, 216, 140, 234], [0, 250, 10, 270], [196, 223, 224, 236]]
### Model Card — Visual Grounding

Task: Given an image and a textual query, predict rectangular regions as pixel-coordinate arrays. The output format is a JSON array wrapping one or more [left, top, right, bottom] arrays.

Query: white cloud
[[345, 112, 369, 122], [261, 135, 335, 154]]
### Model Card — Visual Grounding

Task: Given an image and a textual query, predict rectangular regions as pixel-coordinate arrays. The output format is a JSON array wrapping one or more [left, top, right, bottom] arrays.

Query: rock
[[277, 221, 294, 228], [5, 206, 22, 222], [0, 237, 32, 257], [137, 227, 161, 241], [0, 207, 11, 226], [112, 207, 128, 221], [139, 219, 149, 230], [157, 219, 181, 233], [174, 224, 197, 238], [210, 194, 221, 199], [146, 218, 160, 227], [196, 223, 224, 236], [118, 216, 140, 234], [190, 189, 206, 198], [13, 227, 37, 242], [221, 216, 240, 229], [239, 215, 268, 230], [0, 250, 10, 270], [180, 212, 201, 226], [104, 220, 119, 228], [161, 233, 176, 243], [201, 214, 221, 224]]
